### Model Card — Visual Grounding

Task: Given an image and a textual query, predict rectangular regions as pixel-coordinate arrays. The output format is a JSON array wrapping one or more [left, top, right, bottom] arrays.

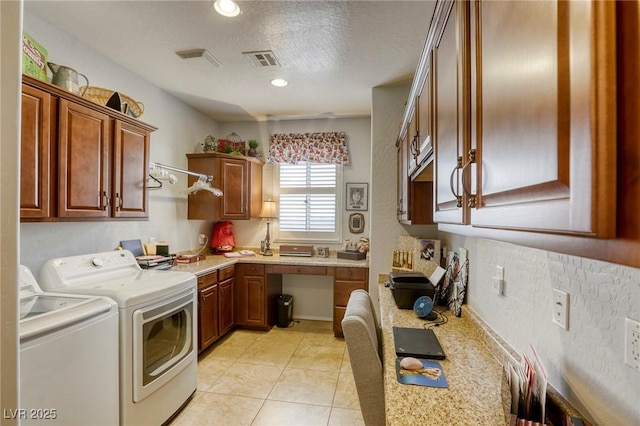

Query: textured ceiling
[[25, 1, 435, 122]]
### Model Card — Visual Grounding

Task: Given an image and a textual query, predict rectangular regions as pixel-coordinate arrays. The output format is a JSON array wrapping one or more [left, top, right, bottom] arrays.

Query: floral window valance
[[268, 132, 350, 165]]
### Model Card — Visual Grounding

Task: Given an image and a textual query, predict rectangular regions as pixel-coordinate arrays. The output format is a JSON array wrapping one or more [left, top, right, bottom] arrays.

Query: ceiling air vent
[[175, 49, 222, 68], [243, 50, 280, 68]]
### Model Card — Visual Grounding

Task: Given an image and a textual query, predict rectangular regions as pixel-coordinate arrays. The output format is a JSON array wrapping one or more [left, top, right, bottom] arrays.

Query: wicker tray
[[82, 86, 144, 118]]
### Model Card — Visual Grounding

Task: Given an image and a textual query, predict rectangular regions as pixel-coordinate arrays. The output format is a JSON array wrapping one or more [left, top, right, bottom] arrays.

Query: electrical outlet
[[148, 237, 156, 244], [198, 234, 206, 245], [552, 289, 569, 330], [492, 266, 505, 296], [492, 277, 505, 296], [625, 317, 640, 372]]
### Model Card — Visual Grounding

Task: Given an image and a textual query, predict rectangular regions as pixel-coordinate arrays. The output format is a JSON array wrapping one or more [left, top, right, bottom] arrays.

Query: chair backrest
[[342, 289, 386, 426]]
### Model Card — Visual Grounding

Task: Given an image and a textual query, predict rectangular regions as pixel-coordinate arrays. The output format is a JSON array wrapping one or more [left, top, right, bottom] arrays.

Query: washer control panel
[[39, 250, 140, 289]]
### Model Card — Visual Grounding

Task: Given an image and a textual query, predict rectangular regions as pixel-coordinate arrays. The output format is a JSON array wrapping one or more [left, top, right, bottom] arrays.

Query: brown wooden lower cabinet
[[234, 263, 368, 336], [331, 267, 369, 336], [235, 263, 283, 330], [219, 275, 234, 336], [197, 265, 235, 353], [197, 271, 219, 353]]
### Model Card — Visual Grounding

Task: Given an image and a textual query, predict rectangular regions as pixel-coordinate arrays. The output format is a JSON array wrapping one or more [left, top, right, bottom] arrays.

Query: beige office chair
[[342, 289, 386, 426]]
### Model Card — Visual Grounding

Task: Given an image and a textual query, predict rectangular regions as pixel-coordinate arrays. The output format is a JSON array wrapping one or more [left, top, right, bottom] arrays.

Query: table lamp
[[259, 200, 278, 256]]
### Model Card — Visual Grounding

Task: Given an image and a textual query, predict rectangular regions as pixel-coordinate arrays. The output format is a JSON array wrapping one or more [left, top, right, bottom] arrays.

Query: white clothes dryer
[[39, 250, 197, 426], [19, 265, 119, 426]]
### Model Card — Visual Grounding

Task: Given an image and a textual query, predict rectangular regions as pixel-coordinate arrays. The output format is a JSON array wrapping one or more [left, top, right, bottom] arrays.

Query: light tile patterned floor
[[170, 320, 364, 426]]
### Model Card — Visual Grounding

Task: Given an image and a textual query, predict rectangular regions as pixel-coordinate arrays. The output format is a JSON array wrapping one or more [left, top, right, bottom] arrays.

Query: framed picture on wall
[[346, 182, 368, 211], [349, 213, 365, 233]]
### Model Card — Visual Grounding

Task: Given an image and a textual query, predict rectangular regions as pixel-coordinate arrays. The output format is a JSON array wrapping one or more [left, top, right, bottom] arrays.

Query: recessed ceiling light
[[214, 0, 240, 17], [271, 78, 288, 87]]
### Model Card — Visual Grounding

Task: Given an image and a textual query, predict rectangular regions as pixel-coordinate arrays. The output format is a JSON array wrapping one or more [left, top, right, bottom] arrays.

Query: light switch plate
[[552, 289, 569, 330], [625, 317, 640, 372]]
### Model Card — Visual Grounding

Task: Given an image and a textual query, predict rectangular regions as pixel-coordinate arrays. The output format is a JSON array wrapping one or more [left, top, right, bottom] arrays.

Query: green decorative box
[[22, 32, 48, 81]]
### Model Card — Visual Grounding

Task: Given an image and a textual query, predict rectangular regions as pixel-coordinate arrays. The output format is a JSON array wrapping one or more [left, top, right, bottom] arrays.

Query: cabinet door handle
[[115, 193, 123, 211], [449, 156, 463, 208], [397, 199, 405, 215], [102, 191, 110, 211], [410, 135, 419, 159], [450, 151, 476, 209], [461, 149, 477, 208]]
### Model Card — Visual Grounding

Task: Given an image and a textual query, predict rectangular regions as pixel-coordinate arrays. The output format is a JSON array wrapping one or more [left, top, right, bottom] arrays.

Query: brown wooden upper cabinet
[[396, 128, 410, 223], [20, 83, 53, 219], [432, 0, 470, 225], [428, 0, 616, 237], [186, 152, 263, 220], [112, 121, 150, 218], [397, 102, 434, 225], [466, 0, 616, 237], [20, 75, 155, 221], [57, 98, 111, 218], [410, 54, 434, 178]]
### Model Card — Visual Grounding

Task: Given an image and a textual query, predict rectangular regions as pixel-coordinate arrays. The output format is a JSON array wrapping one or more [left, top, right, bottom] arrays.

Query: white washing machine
[[39, 250, 198, 426], [19, 265, 119, 426]]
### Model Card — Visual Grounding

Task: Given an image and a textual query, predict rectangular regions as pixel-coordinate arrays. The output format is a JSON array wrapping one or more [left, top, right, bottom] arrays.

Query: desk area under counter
[[174, 254, 369, 352]]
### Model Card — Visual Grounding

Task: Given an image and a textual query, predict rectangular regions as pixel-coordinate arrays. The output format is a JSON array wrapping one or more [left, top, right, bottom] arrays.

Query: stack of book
[[136, 255, 175, 270], [176, 254, 202, 264], [223, 250, 256, 258]]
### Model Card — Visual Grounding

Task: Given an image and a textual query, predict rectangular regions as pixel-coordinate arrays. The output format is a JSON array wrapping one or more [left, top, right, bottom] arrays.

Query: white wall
[[439, 233, 640, 425], [369, 83, 438, 313], [216, 118, 372, 250], [20, 11, 220, 275], [1, 1, 22, 421]]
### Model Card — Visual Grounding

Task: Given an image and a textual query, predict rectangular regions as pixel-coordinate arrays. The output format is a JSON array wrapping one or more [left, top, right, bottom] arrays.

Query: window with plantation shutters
[[276, 162, 342, 242]]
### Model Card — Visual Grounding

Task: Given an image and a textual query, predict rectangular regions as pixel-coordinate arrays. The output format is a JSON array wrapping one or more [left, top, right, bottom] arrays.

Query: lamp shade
[[259, 200, 278, 219]]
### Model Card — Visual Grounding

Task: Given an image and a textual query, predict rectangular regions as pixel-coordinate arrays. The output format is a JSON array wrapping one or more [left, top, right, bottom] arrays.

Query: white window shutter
[[277, 163, 340, 241]]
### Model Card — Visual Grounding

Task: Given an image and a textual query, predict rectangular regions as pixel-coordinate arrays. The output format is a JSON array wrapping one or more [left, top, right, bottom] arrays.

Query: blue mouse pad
[[395, 358, 449, 388]]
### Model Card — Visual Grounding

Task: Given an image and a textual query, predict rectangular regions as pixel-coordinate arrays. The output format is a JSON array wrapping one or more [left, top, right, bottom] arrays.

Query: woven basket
[[82, 86, 144, 118]]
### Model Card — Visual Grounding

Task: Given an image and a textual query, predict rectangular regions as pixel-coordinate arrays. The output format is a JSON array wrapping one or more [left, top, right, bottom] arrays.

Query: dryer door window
[[133, 291, 195, 402]]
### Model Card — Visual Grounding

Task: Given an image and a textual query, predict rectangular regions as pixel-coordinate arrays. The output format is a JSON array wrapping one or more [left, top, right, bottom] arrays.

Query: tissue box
[[337, 250, 366, 260], [22, 32, 48, 81]]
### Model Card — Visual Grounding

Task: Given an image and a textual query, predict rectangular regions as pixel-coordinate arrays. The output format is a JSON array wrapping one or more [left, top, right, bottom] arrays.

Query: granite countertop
[[379, 279, 510, 426], [173, 253, 369, 276]]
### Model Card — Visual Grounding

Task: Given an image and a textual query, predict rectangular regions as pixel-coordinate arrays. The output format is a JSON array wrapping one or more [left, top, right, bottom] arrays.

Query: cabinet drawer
[[242, 264, 264, 276], [269, 265, 326, 275], [334, 280, 367, 307], [197, 270, 218, 289], [335, 267, 367, 281], [219, 265, 235, 280]]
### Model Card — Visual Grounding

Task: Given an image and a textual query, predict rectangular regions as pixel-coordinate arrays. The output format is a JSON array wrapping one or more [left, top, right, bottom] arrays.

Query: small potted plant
[[202, 135, 217, 152], [247, 140, 259, 157]]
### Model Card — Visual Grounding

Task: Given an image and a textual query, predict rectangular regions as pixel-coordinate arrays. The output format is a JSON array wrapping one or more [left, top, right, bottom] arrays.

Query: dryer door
[[132, 290, 195, 402]]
